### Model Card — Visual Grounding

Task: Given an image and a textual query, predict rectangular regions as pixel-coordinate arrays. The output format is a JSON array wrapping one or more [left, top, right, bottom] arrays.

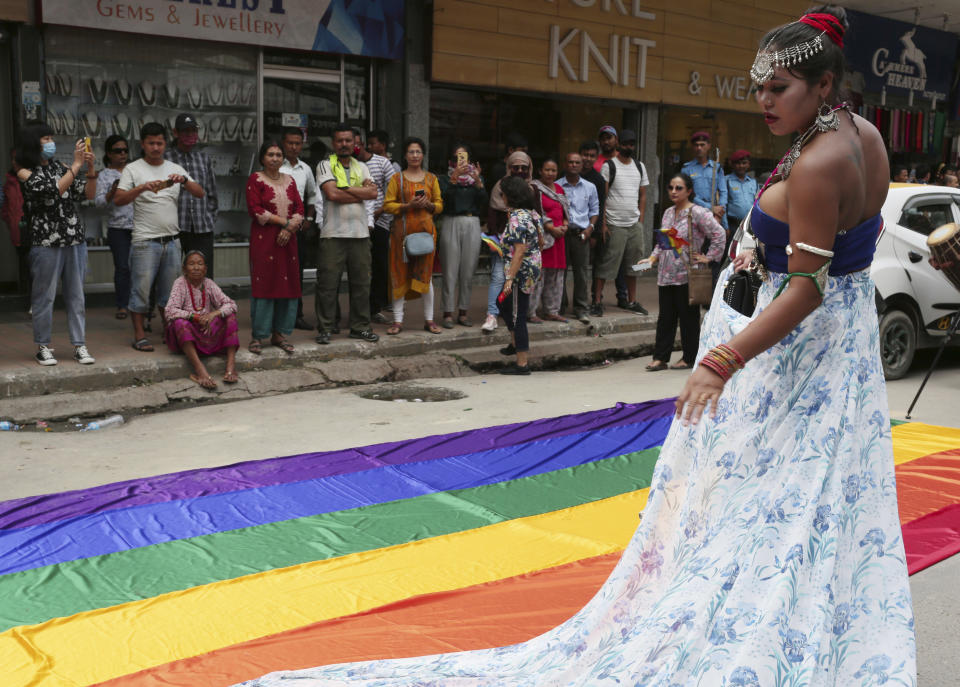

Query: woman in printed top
[[164, 250, 239, 389], [497, 175, 544, 376], [645, 172, 724, 371], [245, 139, 304, 355]]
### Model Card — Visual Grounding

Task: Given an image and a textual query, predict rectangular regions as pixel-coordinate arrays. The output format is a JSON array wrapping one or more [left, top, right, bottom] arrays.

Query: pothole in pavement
[[353, 382, 467, 403]]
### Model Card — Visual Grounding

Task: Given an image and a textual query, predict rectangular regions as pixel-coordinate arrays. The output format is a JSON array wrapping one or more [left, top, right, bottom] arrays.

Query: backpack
[[604, 157, 647, 196]]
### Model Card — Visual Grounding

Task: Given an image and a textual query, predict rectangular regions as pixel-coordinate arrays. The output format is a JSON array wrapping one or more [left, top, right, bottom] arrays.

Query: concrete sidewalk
[[0, 273, 667, 418]]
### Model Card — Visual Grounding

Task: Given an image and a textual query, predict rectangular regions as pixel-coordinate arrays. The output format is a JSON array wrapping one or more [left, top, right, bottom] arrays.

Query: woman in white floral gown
[[239, 6, 915, 686]]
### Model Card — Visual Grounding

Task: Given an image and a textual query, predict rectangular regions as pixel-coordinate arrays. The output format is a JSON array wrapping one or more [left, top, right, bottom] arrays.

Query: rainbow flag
[[1, 400, 958, 687]]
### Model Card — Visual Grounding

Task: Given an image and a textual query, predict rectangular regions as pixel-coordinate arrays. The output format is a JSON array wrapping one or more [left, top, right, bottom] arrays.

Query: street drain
[[354, 383, 466, 403]]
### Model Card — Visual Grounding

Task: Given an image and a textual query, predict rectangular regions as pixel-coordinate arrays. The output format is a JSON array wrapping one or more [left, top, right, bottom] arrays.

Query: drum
[[927, 222, 960, 293]]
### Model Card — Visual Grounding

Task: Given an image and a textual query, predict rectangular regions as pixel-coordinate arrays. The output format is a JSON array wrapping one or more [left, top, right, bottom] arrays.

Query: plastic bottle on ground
[[81, 414, 124, 432], [0, 421, 20, 431]]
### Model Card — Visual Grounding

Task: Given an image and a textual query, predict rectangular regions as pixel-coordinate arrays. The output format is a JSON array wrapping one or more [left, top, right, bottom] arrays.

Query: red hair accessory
[[799, 13, 844, 48]]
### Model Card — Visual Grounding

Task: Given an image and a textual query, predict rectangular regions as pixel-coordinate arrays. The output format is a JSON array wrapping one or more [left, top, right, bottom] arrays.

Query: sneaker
[[315, 332, 331, 345], [371, 312, 390, 325], [575, 311, 590, 324], [627, 302, 649, 315], [499, 363, 531, 376], [349, 329, 380, 342], [36, 345, 58, 366], [73, 345, 95, 365], [481, 314, 498, 332], [617, 298, 630, 309], [294, 317, 312, 330], [499, 344, 516, 356], [589, 302, 604, 317]]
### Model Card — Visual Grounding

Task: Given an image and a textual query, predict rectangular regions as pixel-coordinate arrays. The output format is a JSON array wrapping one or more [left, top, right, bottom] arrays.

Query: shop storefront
[[843, 10, 959, 170], [5, 0, 404, 290], [430, 0, 810, 221]]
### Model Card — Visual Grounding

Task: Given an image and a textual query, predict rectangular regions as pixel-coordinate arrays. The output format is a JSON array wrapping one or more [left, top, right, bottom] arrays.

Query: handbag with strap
[[721, 213, 762, 316], [683, 208, 713, 306], [399, 173, 435, 262]]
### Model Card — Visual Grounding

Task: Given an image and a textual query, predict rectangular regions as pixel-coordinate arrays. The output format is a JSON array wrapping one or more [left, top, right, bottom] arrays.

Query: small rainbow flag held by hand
[[659, 226, 689, 256], [481, 233, 504, 258]]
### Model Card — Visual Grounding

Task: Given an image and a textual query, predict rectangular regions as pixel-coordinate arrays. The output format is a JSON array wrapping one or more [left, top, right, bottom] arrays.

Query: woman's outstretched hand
[[675, 366, 726, 426]]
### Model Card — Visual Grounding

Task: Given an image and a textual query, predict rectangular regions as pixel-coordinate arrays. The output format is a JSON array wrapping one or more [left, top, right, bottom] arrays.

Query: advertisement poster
[[41, 0, 404, 60]]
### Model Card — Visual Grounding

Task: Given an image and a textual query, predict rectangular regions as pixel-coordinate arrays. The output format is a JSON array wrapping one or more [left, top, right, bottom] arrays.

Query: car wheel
[[879, 309, 917, 380]]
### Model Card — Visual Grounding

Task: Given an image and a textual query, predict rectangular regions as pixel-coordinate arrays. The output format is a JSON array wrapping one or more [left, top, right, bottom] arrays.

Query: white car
[[874, 183, 960, 379]]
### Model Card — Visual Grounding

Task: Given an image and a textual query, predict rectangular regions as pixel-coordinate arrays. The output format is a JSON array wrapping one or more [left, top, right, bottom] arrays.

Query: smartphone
[[456, 150, 468, 166], [497, 290, 508, 304], [414, 189, 426, 198], [84, 137, 92, 153], [162, 178, 176, 188]]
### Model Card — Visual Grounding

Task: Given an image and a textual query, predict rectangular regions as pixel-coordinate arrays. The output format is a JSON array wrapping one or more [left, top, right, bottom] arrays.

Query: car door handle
[[908, 251, 923, 263]]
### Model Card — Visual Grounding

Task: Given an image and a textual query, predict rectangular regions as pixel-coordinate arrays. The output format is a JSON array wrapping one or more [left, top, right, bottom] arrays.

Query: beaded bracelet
[[700, 343, 746, 382]]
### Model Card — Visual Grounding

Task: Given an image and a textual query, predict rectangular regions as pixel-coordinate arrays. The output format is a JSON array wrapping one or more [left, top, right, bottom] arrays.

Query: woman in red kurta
[[245, 140, 304, 354], [531, 159, 569, 322]]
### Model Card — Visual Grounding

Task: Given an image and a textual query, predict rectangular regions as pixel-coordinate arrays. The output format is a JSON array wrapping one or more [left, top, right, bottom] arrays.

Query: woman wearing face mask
[[85, 134, 134, 320], [530, 158, 568, 322], [245, 140, 304, 355], [484, 151, 538, 331], [15, 124, 96, 366], [645, 173, 724, 371]]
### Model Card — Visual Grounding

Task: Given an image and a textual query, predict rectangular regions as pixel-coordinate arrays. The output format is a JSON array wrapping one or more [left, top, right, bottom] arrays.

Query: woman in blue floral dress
[[239, 7, 915, 686]]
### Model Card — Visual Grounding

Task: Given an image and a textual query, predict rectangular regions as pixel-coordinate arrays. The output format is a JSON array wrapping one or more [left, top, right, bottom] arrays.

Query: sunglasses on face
[[510, 165, 530, 171], [668, 185, 687, 191], [110, 148, 129, 154]]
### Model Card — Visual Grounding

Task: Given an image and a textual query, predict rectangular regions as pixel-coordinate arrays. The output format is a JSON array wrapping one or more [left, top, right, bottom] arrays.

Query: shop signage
[[40, 0, 405, 59], [844, 10, 958, 104]]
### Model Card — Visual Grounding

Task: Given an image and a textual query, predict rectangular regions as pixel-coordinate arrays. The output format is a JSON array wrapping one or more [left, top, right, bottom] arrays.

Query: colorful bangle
[[699, 343, 746, 382]]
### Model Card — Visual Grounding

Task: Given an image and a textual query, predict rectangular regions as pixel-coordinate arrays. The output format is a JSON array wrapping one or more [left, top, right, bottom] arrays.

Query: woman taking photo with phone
[[383, 136, 443, 335]]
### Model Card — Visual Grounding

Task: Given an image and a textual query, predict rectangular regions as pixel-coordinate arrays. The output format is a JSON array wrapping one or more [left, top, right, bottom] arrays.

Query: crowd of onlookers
[[3, 113, 952, 382], [891, 162, 959, 187]]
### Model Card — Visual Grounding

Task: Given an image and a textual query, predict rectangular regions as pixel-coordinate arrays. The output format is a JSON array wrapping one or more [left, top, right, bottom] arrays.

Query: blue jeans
[[30, 244, 87, 346], [107, 228, 132, 310], [486, 254, 505, 316], [129, 237, 181, 313]]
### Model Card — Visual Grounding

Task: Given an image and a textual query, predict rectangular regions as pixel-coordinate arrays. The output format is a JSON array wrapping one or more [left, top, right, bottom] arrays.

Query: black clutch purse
[[722, 270, 762, 316]]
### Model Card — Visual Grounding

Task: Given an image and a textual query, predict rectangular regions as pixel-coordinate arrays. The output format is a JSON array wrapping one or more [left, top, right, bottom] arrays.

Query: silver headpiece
[[750, 32, 825, 85]]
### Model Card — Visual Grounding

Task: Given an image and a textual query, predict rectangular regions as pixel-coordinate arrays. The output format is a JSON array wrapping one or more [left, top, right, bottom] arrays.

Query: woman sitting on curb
[[164, 250, 240, 389]]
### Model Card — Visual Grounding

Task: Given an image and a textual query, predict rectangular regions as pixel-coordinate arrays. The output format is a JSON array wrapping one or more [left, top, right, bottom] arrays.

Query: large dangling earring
[[814, 101, 839, 133]]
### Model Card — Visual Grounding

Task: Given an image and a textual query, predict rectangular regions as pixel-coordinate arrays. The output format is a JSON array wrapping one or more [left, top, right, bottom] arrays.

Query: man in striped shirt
[[353, 129, 395, 322]]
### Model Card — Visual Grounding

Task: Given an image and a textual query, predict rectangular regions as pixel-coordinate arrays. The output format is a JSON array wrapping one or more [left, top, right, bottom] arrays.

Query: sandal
[[543, 314, 568, 323], [223, 370, 239, 384], [132, 338, 154, 352], [190, 373, 217, 390], [386, 323, 402, 335], [645, 361, 668, 371], [271, 338, 295, 354], [247, 340, 263, 355], [670, 361, 691, 370], [424, 321, 442, 334], [527, 316, 544, 324], [115, 309, 128, 320]]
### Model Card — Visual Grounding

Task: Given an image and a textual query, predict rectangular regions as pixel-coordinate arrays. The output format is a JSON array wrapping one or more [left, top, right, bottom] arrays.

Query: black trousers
[[369, 227, 391, 313], [178, 231, 215, 279], [499, 288, 530, 352], [653, 284, 701, 364]]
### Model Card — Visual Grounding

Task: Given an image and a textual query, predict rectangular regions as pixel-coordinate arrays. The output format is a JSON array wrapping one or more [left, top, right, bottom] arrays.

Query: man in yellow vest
[[314, 123, 379, 344]]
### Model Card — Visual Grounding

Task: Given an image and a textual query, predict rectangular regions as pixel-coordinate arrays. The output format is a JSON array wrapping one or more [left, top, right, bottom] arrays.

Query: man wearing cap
[[726, 150, 757, 231], [593, 128, 649, 316], [594, 125, 618, 173], [681, 131, 727, 232], [165, 112, 219, 277]]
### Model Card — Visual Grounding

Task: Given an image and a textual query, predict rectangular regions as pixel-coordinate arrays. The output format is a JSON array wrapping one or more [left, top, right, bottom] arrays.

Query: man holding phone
[[314, 122, 380, 344]]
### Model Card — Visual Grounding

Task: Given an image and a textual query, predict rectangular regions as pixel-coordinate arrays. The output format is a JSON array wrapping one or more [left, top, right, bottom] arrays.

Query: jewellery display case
[[44, 28, 259, 285]]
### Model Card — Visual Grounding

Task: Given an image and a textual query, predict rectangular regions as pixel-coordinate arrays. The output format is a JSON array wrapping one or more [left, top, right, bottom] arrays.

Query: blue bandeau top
[[750, 203, 881, 275]]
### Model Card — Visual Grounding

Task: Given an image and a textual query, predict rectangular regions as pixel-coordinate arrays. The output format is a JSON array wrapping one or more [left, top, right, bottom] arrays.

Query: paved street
[[2, 353, 958, 685]]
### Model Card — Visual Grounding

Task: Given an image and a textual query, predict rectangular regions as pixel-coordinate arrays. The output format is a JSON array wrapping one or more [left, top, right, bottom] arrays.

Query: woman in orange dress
[[382, 136, 443, 334]]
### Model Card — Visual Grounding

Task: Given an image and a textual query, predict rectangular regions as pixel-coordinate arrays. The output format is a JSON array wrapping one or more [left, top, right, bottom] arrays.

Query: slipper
[[271, 339, 295, 354], [527, 316, 544, 324], [115, 309, 128, 320], [132, 338, 154, 352], [223, 370, 239, 384], [645, 361, 668, 371], [670, 361, 691, 370], [190, 373, 217, 390], [247, 340, 263, 355], [387, 323, 402, 335], [423, 321, 442, 334]]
